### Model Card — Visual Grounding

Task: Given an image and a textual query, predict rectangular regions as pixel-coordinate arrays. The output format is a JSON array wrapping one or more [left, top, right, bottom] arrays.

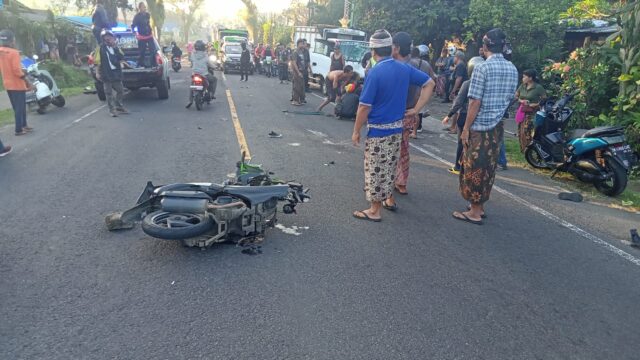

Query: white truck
[[293, 26, 369, 92]]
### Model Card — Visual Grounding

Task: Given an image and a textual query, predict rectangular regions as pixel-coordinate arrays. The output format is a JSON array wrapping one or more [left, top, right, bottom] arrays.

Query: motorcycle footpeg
[[105, 212, 135, 231]]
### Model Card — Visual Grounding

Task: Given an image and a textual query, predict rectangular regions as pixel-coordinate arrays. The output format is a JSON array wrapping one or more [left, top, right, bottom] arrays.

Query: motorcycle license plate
[[190, 85, 204, 90], [610, 144, 635, 168]]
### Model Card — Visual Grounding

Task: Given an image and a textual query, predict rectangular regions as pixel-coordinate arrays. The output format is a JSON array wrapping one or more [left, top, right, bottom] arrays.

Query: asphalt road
[[1, 67, 640, 359]]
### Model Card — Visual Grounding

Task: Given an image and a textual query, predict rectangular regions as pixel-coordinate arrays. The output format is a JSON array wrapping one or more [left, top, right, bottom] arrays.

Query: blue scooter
[[525, 94, 637, 196]]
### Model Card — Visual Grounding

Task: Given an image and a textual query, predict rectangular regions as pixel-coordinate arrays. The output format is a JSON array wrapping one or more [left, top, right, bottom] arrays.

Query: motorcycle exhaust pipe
[[161, 197, 207, 214]]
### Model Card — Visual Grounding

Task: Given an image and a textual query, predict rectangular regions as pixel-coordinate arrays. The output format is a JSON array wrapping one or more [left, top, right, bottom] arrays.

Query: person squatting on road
[[290, 39, 307, 106], [97, 30, 129, 117], [131, 2, 155, 68], [453, 28, 518, 225], [442, 56, 484, 175], [390, 32, 435, 201], [186, 40, 217, 108], [316, 65, 354, 112], [92, 0, 110, 44], [240, 42, 251, 82], [351, 30, 434, 222], [0, 30, 34, 136]]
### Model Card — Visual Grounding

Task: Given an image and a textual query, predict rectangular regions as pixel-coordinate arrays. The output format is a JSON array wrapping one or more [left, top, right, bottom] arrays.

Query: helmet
[[345, 83, 356, 93], [194, 40, 206, 51], [448, 45, 456, 55], [100, 29, 115, 39], [0, 29, 15, 46], [467, 56, 484, 78], [417, 44, 429, 57]]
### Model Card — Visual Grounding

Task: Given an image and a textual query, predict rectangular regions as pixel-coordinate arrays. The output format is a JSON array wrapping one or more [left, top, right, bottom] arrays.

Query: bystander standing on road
[[0, 30, 34, 136], [290, 39, 307, 106], [303, 40, 312, 94], [316, 65, 354, 112], [330, 44, 345, 71], [97, 30, 128, 117], [515, 69, 546, 152], [240, 41, 251, 82], [449, 51, 468, 102], [389, 32, 435, 203], [92, 0, 110, 44], [411, 44, 435, 136], [442, 56, 484, 175], [277, 44, 289, 84], [453, 28, 518, 225], [132, 2, 155, 68], [351, 30, 433, 222]]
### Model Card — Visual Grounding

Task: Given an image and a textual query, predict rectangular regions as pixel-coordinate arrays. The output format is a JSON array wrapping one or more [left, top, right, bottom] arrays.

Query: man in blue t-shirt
[[352, 30, 435, 222]]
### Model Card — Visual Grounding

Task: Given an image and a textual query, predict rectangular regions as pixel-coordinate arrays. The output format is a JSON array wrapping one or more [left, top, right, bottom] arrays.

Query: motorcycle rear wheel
[[525, 146, 549, 169], [594, 156, 627, 197], [195, 93, 203, 111], [52, 95, 65, 107], [142, 211, 214, 240]]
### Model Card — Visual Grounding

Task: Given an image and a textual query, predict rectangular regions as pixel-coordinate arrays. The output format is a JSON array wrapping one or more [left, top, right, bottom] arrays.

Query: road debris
[[268, 131, 283, 138], [631, 229, 640, 247], [558, 192, 583, 202]]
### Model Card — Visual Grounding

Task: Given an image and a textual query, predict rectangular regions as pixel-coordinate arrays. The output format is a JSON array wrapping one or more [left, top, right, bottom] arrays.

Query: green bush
[[40, 61, 91, 89]]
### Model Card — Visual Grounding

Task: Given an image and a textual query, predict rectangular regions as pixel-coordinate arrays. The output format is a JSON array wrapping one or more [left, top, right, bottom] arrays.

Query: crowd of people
[[349, 28, 524, 226]]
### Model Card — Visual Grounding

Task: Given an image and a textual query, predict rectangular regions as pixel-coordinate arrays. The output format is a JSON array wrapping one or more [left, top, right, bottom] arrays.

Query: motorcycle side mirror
[[32, 55, 39, 61]]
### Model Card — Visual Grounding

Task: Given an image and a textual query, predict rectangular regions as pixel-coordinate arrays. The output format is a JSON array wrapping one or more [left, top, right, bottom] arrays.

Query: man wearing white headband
[[351, 30, 435, 222]]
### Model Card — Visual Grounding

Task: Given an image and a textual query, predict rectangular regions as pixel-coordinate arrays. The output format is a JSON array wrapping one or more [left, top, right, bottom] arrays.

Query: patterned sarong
[[395, 113, 416, 187], [459, 122, 503, 205], [364, 134, 402, 202], [518, 113, 534, 152]]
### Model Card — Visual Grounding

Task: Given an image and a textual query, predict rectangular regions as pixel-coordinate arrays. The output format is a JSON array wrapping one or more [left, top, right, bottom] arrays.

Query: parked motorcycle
[[21, 55, 65, 114], [105, 153, 310, 249], [525, 94, 638, 196], [172, 56, 181, 72], [189, 73, 212, 111]]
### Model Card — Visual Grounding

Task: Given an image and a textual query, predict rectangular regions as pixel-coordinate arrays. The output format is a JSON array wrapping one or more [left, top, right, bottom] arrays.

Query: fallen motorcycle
[[21, 55, 65, 114], [105, 153, 310, 248]]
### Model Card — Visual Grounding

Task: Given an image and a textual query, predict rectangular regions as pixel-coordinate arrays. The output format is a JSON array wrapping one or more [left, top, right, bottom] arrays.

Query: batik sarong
[[518, 113, 534, 153], [395, 113, 416, 187], [459, 122, 503, 205], [364, 134, 402, 202]]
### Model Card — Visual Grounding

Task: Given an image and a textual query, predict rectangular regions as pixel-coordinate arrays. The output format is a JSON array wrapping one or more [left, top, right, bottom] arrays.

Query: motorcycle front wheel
[[594, 156, 627, 197], [142, 211, 214, 240], [525, 146, 549, 169]]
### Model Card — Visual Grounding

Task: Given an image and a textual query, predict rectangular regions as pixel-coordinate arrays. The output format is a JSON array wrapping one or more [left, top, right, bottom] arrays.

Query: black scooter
[[105, 153, 310, 249]]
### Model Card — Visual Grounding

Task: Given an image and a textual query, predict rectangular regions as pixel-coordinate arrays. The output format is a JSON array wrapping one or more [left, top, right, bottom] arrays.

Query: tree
[[167, 0, 206, 43], [241, 0, 260, 42], [466, 0, 575, 70], [283, 0, 310, 26], [146, 0, 166, 38], [118, 0, 134, 26], [309, 0, 344, 26]]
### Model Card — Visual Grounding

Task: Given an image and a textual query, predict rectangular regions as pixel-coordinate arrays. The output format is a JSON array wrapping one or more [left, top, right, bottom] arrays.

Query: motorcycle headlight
[[209, 55, 217, 62]]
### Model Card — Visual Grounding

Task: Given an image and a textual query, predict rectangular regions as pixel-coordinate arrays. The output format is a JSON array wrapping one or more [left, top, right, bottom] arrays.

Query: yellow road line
[[225, 89, 252, 160]]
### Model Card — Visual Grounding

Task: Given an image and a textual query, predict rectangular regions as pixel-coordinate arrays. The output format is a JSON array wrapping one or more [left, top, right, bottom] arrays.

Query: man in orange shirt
[[0, 30, 33, 136]]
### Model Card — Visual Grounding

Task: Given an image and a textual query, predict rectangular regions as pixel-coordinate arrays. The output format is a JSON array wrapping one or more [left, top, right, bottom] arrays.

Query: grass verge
[[0, 109, 12, 127], [503, 136, 640, 212]]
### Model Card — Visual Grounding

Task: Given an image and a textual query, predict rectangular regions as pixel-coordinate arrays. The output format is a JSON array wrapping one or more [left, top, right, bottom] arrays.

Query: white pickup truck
[[294, 26, 369, 93]]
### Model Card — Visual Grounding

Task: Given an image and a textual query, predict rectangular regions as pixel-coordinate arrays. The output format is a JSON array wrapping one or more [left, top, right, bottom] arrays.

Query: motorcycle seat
[[570, 129, 589, 139], [581, 126, 624, 138], [224, 185, 290, 207]]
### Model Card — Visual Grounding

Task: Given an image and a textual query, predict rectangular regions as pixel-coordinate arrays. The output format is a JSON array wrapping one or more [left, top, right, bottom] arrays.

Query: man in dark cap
[[453, 28, 518, 225], [387, 31, 435, 205], [351, 30, 434, 222], [0, 30, 33, 136]]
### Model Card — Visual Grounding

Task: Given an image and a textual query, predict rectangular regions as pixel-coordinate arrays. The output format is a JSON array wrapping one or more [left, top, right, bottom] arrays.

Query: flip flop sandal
[[382, 201, 398, 212], [15, 130, 28, 136], [353, 211, 381, 222], [466, 205, 487, 218], [558, 192, 583, 202], [395, 187, 408, 195], [452, 211, 483, 225]]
